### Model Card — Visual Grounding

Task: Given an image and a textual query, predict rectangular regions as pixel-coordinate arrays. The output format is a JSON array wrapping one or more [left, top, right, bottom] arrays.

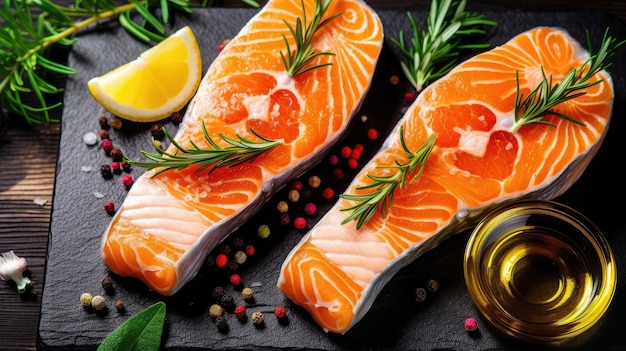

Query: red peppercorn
[[322, 187, 334, 199], [294, 217, 307, 230], [110, 161, 121, 174], [340, 146, 352, 158], [103, 201, 115, 213], [215, 253, 228, 268], [351, 148, 362, 160], [347, 158, 358, 169], [290, 180, 303, 191], [332, 169, 344, 180], [274, 305, 287, 319], [328, 154, 339, 166], [234, 305, 246, 319], [101, 139, 113, 153], [404, 91, 416, 102], [244, 244, 255, 257], [121, 174, 134, 187], [304, 202, 317, 216], [464, 317, 478, 332], [367, 128, 378, 140], [229, 274, 242, 287]]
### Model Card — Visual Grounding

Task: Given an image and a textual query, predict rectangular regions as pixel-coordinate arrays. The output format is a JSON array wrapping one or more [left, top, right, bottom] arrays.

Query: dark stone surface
[[38, 7, 626, 351]]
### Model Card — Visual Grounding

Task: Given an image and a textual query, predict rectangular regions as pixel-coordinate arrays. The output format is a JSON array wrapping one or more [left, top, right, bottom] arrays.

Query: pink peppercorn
[[340, 146, 352, 158], [304, 202, 317, 216], [347, 158, 358, 169], [110, 161, 121, 174], [229, 273, 242, 287], [245, 244, 255, 257], [367, 128, 378, 140], [290, 180, 303, 191], [121, 174, 134, 187], [351, 148, 362, 160], [101, 139, 113, 153], [234, 305, 246, 319], [332, 169, 344, 180], [103, 201, 115, 213], [215, 253, 228, 268], [404, 91, 416, 102], [328, 154, 339, 166], [294, 217, 307, 230], [464, 317, 478, 332], [274, 305, 287, 319], [322, 187, 334, 199]]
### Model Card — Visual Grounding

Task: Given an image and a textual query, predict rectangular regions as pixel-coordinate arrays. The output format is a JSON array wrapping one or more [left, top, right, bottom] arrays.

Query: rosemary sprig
[[340, 129, 438, 230], [0, 0, 259, 141], [391, 0, 496, 92], [280, 0, 342, 77], [510, 28, 625, 133], [128, 123, 280, 177]]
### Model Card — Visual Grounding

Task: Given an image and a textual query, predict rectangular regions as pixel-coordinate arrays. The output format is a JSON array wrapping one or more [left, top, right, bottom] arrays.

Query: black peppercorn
[[280, 213, 291, 225], [100, 164, 113, 179], [220, 294, 235, 312], [220, 245, 232, 256], [228, 259, 239, 273], [101, 277, 114, 291], [169, 111, 183, 124], [99, 116, 110, 130], [427, 279, 439, 293], [121, 160, 131, 172], [300, 187, 312, 200], [211, 286, 225, 302], [110, 148, 124, 162], [215, 316, 229, 332], [150, 124, 165, 139], [414, 287, 427, 303], [232, 236, 244, 250], [98, 129, 110, 140]]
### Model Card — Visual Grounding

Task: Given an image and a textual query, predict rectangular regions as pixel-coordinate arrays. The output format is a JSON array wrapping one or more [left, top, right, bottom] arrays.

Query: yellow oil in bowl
[[464, 200, 616, 344]]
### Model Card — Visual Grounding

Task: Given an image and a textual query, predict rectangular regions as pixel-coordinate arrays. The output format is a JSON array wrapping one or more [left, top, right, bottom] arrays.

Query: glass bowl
[[464, 200, 616, 344]]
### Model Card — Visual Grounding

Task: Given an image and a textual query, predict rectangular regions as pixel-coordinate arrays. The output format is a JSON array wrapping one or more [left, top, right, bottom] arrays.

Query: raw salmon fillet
[[278, 27, 615, 334], [101, 0, 383, 295]]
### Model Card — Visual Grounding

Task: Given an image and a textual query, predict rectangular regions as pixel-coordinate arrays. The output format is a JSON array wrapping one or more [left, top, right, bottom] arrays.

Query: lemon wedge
[[87, 26, 202, 122]]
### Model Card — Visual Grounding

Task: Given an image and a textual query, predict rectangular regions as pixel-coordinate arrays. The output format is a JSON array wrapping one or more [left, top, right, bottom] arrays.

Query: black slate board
[[39, 7, 626, 351]]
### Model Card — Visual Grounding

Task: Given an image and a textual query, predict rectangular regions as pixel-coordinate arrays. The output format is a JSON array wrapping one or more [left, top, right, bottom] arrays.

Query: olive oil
[[464, 201, 616, 344]]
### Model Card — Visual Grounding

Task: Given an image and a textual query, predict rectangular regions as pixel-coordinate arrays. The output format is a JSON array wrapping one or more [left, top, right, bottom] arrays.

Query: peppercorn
[[234, 305, 246, 319], [234, 251, 247, 265], [169, 111, 183, 124], [83, 132, 98, 146], [229, 273, 242, 287], [251, 311, 264, 326], [241, 287, 254, 302], [114, 300, 125, 313], [304, 203, 317, 216], [274, 305, 287, 320], [257, 224, 270, 239], [244, 244, 255, 257], [80, 292, 93, 307], [389, 74, 400, 85], [101, 277, 114, 292], [308, 175, 321, 188], [121, 174, 134, 188], [280, 213, 291, 226], [209, 304, 224, 318], [98, 129, 110, 140], [288, 189, 300, 202], [211, 286, 225, 301], [121, 160, 131, 172], [205, 255, 216, 269], [322, 187, 335, 199], [414, 287, 427, 303], [110, 117, 123, 130], [99, 116, 110, 130], [215, 254, 228, 268], [427, 279, 439, 293], [332, 168, 344, 180], [328, 154, 339, 166], [300, 187, 312, 200], [367, 128, 378, 140], [290, 180, 303, 191], [110, 148, 124, 162], [100, 164, 113, 179], [340, 146, 352, 158], [294, 217, 307, 230], [101, 139, 113, 153], [232, 236, 244, 249], [150, 123, 165, 139], [228, 259, 239, 273], [215, 316, 229, 332], [110, 161, 121, 174], [276, 201, 289, 213], [91, 295, 106, 311], [347, 158, 358, 169], [351, 147, 362, 160], [103, 201, 115, 214], [220, 244, 232, 256], [220, 294, 235, 312], [464, 317, 478, 332]]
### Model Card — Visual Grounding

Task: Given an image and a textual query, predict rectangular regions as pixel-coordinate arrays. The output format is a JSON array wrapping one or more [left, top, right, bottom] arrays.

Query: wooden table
[[1, 1, 624, 350]]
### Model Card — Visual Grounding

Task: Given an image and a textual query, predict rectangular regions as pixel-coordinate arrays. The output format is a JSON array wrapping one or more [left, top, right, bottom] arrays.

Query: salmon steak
[[101, 0, 384, 295], [278, 27, 615, 334]]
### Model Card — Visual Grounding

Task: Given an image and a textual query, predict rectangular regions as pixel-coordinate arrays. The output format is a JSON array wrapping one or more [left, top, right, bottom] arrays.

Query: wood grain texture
[[0, 1, 623, 350]]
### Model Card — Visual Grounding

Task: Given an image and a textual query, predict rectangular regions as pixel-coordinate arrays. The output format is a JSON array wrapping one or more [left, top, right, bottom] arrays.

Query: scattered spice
[[114, 300, 125, 312], [215, 254, 228, 268], [110, 117, 123, 129], [121, 160, 131, 172], [340, 146, 352, 158], [404, 91, 415, 102], [99, 116, 110, 129], [241, 287, 255, 302], [221, 294, 235, 312], [80, 292, 93, 307], [229, 273, 243, 287], [169, 111, 183, 124], [234, 305, 246, 319], [234, 251, 247, 265], [427, 279, 439, 293], [303, 202, 317, 216], [103, 201, 115, 214], [83, 132, 97, 145], [464, 317, 478, 332], [276, 200, 289, 213], [389, 74, 400, 85], [367, 128, 378, 140], [288, 189, 300, 202], [351, 147, 362, 160], [209, 304, 224, 318], [91, 295, 106, 311], [99, 129, 110, 140], [308, 175, 321, 188], [0, 250, 32, 294], [110, 161, 121, 174], [294, 217, 307, 230], [257, 224, 270, 239], [300, 187, 312, 200], [101, 139, 113, 153], [322, 187, 334, 199], [244, 245, 255, 257], [414, 287, 427, 303], [150, 123, 165, 139], [328, 154, 339, 166], [220, 244, 232, 256], [215, 316, 229, 332], [100, 164, 113, 179], [280, 213, 291, 225], [101, 276, 114, 292], [211, 286, 225, 301], [290, 180, 303, 191], [232, 236, 244, 249], [332, 169, 344, 180], [251, 311, 264, 326], [121, 174, 134, 187], [274, 305, 287, 319], [110, 147, 124, 162], [347, 158, 358, 169], [228, 259, 239, 273]]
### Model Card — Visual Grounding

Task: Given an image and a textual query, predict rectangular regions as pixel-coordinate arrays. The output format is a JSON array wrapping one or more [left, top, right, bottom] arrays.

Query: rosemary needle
[[510, 28, 625, 133], [128, 123, 280, 177], [281, 0, 343, 77], [391, 0, 496, 92], [340, 129, 438, 230]]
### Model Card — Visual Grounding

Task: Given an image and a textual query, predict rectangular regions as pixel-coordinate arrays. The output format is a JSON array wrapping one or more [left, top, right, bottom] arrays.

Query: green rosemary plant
[[391, 0, 496, 92], [510, 28, 625, 133], [0, 0, 259, 140], [340, 129, 438, 230]]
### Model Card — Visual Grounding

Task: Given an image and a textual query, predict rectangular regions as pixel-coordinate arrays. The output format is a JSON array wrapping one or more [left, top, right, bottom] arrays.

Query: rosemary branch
[[340, 129, 438, 230], [510, 28, 625, 133], [391, 0, 496, 92], [128, 123, 280, 177], [281, 0, 342, 77]]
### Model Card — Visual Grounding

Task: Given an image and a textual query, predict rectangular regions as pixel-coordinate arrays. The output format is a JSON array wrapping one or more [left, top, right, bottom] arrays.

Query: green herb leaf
[[97, 301, 166, 351]]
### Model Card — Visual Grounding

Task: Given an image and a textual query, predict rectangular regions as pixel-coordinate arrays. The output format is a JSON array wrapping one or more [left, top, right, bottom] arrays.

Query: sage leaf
[[97, 301, 166, 351]]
